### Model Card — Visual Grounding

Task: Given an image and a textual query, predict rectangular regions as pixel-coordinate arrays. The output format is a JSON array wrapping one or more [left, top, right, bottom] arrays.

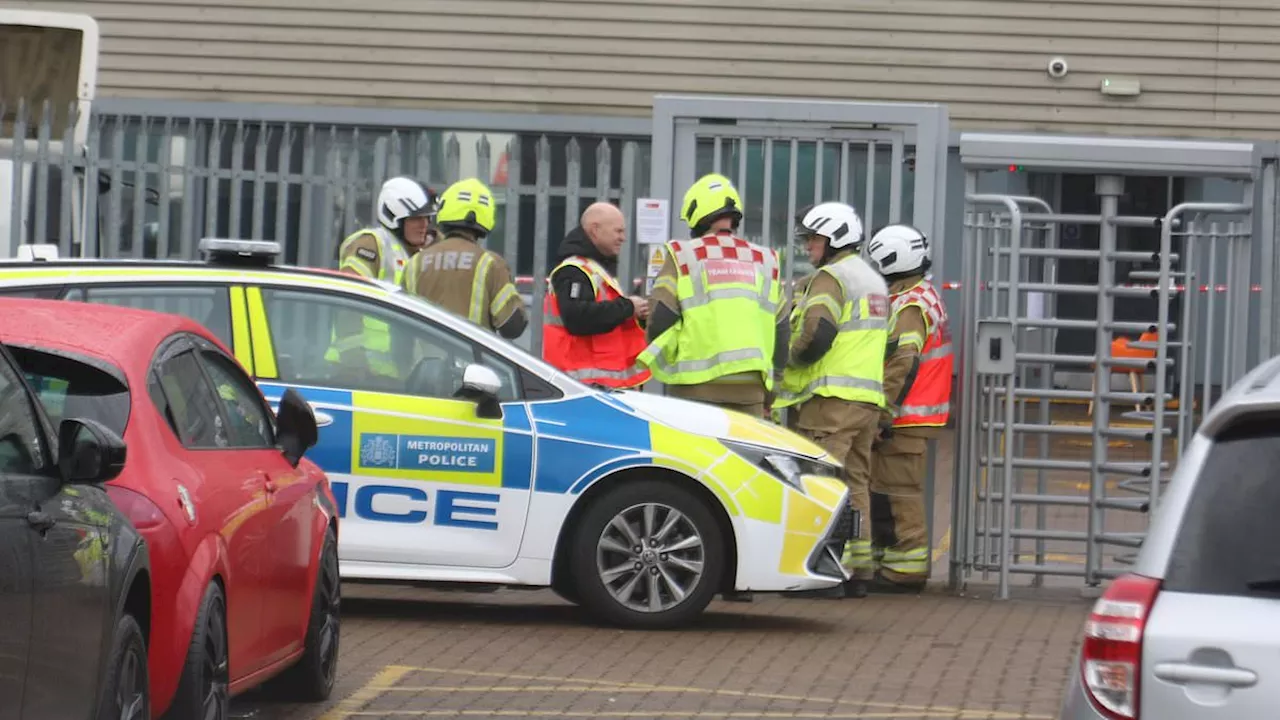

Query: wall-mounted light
[[1100, 78, 1141, 96]]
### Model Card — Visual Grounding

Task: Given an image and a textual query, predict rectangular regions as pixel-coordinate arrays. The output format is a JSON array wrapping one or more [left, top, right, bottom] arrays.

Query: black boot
[[843, 578, 869, 598], [867, 572, 925, 595]]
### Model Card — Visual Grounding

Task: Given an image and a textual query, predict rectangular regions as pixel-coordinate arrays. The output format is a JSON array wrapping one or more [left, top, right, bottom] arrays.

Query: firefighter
[[774, 201, 890, 598], [638, 173, 788, 419], [337, 176, 437, 282], [864, 224, 953, 594], [326, 176, 436, 381], [543, 201, 651, 389], [403, 177, 527, 340]]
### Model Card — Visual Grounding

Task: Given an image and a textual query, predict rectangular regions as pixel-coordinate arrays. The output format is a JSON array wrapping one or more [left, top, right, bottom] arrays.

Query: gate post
[[1086, 175, 1123, 587]]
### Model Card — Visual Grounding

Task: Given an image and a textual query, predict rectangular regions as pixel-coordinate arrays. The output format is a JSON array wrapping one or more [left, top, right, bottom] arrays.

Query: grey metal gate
[[650, 95, 951, 283], [647, 94, 952, 568], [952, 133, 1262, 599]]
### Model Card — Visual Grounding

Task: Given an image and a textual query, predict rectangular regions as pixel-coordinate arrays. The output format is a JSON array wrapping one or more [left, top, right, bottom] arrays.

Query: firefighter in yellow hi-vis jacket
[[773, 201, 890, 599], [639, 173, 789, 419], [864, 224, 953, 594], [403, 178, 527, 340], [327, 177, 437, 382]]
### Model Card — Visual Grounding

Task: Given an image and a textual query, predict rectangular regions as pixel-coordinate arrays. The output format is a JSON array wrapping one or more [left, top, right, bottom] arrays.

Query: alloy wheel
[[202, 597, 230, 720], [116, 639, 147, 720], [595, 502, 706, 613], [317, 543, 341, 684]]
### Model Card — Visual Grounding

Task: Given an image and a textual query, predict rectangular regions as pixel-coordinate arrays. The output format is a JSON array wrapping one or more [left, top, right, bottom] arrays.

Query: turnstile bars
[[951, 175, 1254, 599]]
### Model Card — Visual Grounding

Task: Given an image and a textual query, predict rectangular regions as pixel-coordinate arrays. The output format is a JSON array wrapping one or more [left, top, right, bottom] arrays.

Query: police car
[[0, 240, 854, 628]]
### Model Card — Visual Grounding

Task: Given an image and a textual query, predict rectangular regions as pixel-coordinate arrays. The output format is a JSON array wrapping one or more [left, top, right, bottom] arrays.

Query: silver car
[[1058, 355, 1280, 719]]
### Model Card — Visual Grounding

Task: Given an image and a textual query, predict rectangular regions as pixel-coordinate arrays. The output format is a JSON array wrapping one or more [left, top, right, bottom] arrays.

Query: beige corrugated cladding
[[10, 0, 1280, 138]]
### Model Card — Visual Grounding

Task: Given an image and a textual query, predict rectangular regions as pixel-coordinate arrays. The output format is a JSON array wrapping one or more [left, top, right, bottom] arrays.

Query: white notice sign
[[635, 198, 670, 245]]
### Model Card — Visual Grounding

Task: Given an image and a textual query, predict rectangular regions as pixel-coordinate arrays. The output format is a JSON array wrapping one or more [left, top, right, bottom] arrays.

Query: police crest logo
[[359, 433, 398, 468]]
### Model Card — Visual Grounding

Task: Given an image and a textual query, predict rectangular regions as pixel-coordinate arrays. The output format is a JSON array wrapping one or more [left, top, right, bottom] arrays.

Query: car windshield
[[1162, 414, 1280, 600], [7, 345, 132, 438]]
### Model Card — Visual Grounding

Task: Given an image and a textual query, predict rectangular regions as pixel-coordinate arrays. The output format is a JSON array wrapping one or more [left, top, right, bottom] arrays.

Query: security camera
[[1047, 57, 1069, 79]]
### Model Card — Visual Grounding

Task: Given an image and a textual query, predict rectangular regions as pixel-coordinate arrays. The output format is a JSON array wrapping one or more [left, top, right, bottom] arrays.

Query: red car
[[0, 298, 341, 719]]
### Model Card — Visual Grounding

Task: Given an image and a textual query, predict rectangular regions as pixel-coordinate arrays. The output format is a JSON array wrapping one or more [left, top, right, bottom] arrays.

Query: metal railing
[[1, 98, 650, 352]]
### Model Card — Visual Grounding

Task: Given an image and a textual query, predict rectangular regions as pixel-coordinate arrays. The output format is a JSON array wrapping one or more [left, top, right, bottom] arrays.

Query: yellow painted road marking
[[391, 666, 1052, 720], [317, 664, 415, 720], [345, 711, 1027, 718]]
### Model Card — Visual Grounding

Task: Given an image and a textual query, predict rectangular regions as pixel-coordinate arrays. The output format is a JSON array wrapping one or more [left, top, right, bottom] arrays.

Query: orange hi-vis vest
[[890, 277, 953, 427], [542, 256, 651, 389]]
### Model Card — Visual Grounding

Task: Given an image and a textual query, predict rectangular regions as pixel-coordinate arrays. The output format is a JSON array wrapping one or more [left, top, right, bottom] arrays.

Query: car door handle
[[310, 404, 334, 428], [1153, 661, 1258, 688], [26, 511, 56, 533]]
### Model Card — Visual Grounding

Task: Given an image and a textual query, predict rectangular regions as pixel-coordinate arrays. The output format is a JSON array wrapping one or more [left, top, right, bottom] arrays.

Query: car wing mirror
[[453, 363, 504, 420], [58, 417, 127, 484], [275, 387, 319, 467]]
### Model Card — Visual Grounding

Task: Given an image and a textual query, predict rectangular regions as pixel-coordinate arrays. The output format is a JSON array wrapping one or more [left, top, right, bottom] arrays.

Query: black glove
[[873, 419, 894, 448]]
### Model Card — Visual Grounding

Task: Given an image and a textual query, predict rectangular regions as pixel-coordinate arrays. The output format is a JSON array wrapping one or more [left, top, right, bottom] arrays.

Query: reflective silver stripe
[[778, 375, 883, 401], [900, 402, 950, 417], [801, 294, 843, 320], [880, 547, 930, 574], [686, 273, 780, 313], [490, 283, 519, 318], [651, 275, 678, 295], [841, 316, 890, 332], [842, 539, 876, 570], [330, 334, 365, 352], [403, 256, 419, 293], [880, 547, 929, 561], [377, 232, 403, 280], [340, 258, 376, 279], [641, 345, 767, 376], [566, 366, 646, 382], [544, 314, 566, 327], [469, 253, 495, 324], [678, 286, 770, 310], [920, 343, 953, 361]]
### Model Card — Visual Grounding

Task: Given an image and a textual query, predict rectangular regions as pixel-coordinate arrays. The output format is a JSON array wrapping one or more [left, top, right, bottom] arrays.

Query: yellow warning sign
[[647, 245, 665, 278]]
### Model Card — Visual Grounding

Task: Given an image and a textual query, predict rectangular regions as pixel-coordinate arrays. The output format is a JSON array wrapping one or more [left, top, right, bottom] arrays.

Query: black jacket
[[549, 226, 637, 336]]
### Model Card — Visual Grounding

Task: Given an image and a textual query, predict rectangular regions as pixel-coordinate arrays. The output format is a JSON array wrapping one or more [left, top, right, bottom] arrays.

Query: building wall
[[11, 0, 1280, 140]]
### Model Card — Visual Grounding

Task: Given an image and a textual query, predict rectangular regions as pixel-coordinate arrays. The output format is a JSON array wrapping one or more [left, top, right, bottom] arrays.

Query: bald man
[[542, 202, 652, 388]]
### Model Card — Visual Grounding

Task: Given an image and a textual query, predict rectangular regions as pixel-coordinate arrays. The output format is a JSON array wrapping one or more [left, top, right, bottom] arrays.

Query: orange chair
[[1089, 330, 1159, 416]]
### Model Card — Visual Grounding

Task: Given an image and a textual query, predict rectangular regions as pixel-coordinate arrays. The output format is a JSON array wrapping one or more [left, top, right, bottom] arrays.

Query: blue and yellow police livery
[[0, 240, 853, 628]]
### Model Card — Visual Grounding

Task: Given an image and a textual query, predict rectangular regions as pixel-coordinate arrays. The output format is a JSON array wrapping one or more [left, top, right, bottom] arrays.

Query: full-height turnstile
[[950, 133, 1272, 599]]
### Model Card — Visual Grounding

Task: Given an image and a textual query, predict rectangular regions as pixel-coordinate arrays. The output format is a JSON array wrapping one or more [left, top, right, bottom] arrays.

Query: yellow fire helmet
[[436, 177, 497, 237], [680, 172, 744, 236]]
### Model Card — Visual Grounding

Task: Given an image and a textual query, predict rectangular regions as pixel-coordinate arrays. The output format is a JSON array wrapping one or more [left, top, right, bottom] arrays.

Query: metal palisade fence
[[0, 99, 651, 351]]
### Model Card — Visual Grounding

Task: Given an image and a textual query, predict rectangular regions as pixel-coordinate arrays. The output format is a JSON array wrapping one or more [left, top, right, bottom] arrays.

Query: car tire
[[162, 581, 229, 720], [570, 479, 725, 629], [96, 613, 150, 720], [551, 574, 580, 605], [266, 526, 341, 702]]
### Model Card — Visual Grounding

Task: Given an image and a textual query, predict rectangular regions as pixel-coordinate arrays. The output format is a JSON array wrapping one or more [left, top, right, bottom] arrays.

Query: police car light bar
[[199, 238, 282, 266], [14, 244, 59, 262]]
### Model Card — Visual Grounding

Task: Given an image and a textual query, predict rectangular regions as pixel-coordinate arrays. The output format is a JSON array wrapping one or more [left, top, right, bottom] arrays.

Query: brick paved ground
[[231, 412, 1133, 720], [233, 582, 1090, 720]]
